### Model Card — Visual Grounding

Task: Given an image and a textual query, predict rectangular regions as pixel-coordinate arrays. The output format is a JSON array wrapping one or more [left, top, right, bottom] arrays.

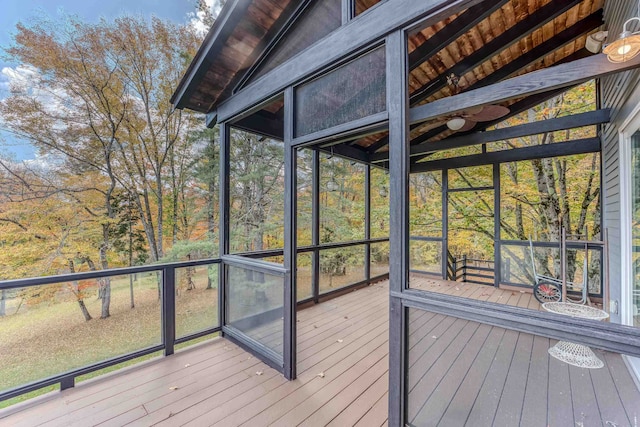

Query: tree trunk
[[68, 259, 92, 321], [86, 253, 110, 319]]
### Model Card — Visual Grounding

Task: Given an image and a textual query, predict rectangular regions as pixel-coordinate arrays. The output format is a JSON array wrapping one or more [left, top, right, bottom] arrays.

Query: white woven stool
[[542, 302, 609, 369]]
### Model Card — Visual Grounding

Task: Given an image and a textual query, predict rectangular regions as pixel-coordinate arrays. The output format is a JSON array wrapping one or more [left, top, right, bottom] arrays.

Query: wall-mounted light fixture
[[604, 17, 640, 62], [586, 31, 608, 54]]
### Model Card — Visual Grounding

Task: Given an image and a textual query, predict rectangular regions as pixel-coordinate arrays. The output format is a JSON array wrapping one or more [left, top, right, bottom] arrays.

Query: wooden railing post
[[462, 255, 467, 282], [162, 266, 176, 356]]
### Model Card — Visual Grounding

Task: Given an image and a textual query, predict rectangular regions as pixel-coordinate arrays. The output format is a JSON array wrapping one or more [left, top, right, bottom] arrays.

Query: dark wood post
[[387, 29, 409, 427], [312, 149, 320, 303], [283, 87, 297, 380]]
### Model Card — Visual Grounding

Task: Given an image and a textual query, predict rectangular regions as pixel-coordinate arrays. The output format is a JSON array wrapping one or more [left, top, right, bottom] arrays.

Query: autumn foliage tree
[[0, 16, 202, 318]]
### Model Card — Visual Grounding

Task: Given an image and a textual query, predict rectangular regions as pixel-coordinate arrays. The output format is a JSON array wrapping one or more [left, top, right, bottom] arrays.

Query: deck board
[[519, 335, 550, 427], [1, 279, 639, 427]]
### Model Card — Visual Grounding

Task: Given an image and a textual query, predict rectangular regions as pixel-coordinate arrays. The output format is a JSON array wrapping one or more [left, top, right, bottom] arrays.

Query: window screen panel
[[295, 46, 386, 137]]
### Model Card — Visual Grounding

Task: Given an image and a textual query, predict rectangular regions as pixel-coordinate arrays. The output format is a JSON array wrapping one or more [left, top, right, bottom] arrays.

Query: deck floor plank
[[493, 332, 534, 426], [547, 343, 575, 426], [436, 326, 506, 426], [465, 329, 519, 425], [411, 323, 492, 426], [520, 335, 550, 427]]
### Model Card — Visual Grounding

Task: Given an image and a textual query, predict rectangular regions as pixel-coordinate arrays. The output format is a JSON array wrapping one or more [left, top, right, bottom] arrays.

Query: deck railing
[[0, 258, 222, 402], [447, 255, 497, 285], [0, 237, 390, 404]]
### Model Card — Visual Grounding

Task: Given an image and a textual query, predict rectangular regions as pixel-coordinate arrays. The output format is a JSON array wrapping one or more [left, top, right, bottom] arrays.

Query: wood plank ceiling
[[356, 0, 604, 155]]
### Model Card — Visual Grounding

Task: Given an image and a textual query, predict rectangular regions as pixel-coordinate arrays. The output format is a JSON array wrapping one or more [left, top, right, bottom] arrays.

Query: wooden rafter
[[407, 0, 510, 70], [408, 0, 584, 104]]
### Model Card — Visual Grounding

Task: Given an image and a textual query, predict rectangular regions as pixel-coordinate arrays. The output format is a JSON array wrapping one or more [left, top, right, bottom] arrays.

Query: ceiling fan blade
[[458, 119, 477, 132], [469, 105, 510, 122]]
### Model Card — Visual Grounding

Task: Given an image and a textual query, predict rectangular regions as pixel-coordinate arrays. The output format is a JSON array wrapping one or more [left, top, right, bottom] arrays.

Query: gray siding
[[602, 0, 640, 324]]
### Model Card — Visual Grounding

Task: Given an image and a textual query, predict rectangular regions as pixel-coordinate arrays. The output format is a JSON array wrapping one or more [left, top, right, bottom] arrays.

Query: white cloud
[[1, 65, 40, 94], [188, 0, 224, 38]]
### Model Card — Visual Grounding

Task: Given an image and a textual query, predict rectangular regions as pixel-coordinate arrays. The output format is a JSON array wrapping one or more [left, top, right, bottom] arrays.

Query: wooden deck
[[1, 279, 638, 426], [411, 274, 543, 310]]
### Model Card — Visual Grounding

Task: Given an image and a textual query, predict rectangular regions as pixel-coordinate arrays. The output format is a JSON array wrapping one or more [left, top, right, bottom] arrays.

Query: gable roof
[[171, 0, 297, 113], [173, 0, 604, 158]]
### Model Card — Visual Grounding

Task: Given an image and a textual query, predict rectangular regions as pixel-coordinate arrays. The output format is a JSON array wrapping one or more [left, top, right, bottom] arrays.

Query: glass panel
[[229, 128, 285, 253], [0, 274, 161, 394], [297, 148, 313, 247], [410, 239, 442, 277], [370, 241, 389, 278], [250, 0, 342, 83], [319, 245, 366, 293], [499, 243, 601, 296], [371, 167, 390, 238], [297, 253, 313, 301], [175, 264, 219, 339], [226, 265, 284, 358], [448, 166, 493, 189], [448, 190, 494, 263], [406, 307, 640, 426], [500, 154, 601, 242], [486, 81, 597, 154], [295, 47, 386, 137], [631, 131, 640, 327], [410, 171, 443, 238], [320, 156, 365, 243]]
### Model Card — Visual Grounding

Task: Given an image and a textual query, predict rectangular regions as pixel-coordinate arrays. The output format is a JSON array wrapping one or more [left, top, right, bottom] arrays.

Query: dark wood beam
[[215, 0, 487, 124], [409, 0, 583, 104], [408, 0, 509, 70], [410, 12, 602, 144], [370, 109, 610, 162], [411, 136, 601, 173], [410, 52, 640, 126]]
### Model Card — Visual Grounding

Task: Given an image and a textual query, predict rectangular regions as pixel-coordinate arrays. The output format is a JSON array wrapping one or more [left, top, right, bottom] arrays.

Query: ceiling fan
[[445, 104, 511, 132]]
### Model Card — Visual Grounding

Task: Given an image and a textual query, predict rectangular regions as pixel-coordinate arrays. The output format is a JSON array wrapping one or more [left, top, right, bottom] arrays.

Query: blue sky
[[0, 0, 196, 160]]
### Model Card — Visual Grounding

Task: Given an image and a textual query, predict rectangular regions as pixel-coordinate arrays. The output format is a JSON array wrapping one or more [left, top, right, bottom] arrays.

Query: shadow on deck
[[1, 279, 638, 426]]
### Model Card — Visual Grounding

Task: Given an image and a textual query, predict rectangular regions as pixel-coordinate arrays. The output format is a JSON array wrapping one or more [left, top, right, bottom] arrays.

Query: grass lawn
[[0, 266, 218, 408]]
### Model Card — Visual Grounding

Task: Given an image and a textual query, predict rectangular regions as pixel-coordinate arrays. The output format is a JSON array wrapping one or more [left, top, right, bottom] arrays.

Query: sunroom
[[3, 0, 640, 426]]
